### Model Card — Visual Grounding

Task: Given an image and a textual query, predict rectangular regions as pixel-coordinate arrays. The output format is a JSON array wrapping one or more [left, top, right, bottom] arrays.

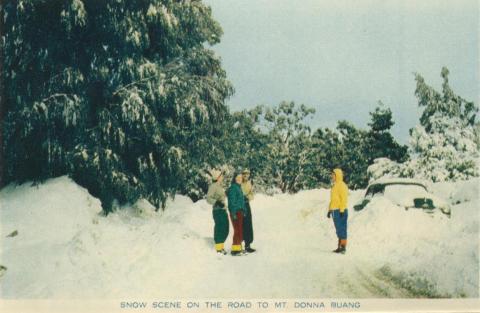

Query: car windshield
[[385, 183, 427, 194], [366, 182, 427, 197], [365, 184, 385, 197]]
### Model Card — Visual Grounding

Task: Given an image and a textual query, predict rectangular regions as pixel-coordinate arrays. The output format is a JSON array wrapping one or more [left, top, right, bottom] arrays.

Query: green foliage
[[310, 103, 407, 189], [207, 100, 405, 192], [370, 68, 478, 183], [415, 66, 478, 131], [368, 101, 394, 132], [3, 0, 433, 203], [198, 101, 317, 194], [366, 102, 408, 163], [411, 68, 479, 181], [311, 128, 343, 186], [202, 101, 409, 193], [261, 101, 316, 193], [174, 104, 271, 200], [336, 120, 370, 188], [3, 0, 233, 213]]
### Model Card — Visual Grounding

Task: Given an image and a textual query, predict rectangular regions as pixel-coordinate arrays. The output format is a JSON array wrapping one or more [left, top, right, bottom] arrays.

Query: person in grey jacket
[[206, 169, 229, 254]]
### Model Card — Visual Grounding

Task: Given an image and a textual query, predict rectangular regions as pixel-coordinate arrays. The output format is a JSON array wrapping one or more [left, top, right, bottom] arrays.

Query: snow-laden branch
[[40, 93, 74, 103], [112, 58, 185, 96], [112, 74, 159, 96]]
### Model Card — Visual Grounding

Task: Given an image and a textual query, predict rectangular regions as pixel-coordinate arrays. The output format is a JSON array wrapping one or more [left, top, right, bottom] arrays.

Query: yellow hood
[[333, 168, 344, 183], [329, 168, 348, 211]]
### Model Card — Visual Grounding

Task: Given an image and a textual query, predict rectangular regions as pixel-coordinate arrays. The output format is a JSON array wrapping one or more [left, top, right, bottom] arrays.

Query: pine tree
[[311, 127, 343, 187], [366, 101, 408, 163], [2, 0, 233, 213], [335, 120, 369, 189]]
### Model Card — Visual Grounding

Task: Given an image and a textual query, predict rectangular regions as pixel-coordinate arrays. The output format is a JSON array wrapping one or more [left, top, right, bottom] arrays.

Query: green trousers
[[213, 209, 229, 244]]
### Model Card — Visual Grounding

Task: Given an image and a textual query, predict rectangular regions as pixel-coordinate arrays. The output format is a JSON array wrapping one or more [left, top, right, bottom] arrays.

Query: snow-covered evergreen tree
[[408, 114, 479, 182], [2, 0, 233, 212], [179, 104, 274, 200], [408, 68, 479, 181], [369, 68, 479, 183], [260, 101, 316, 193], [220, 107, 273, 190]]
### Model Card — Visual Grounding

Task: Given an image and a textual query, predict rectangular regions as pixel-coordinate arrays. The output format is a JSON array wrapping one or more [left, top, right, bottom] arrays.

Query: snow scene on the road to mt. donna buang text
[[0, 176, 478, 298]]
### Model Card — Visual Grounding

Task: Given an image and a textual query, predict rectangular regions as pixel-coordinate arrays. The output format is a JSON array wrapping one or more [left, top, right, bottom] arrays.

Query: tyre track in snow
[[348, 265, 415, 298]]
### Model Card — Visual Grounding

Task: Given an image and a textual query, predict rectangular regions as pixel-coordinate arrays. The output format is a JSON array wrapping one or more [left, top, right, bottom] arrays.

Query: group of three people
[[206, 169, 256, 256], [206, 167, 349, 256]]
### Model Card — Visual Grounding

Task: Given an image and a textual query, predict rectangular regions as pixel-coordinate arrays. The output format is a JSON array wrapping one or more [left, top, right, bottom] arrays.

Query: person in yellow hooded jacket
[[327, 168, 349, 254]]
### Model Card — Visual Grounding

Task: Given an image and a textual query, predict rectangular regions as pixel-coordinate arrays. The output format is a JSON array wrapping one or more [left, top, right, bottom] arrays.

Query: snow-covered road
[[0, 176, 478, 298]]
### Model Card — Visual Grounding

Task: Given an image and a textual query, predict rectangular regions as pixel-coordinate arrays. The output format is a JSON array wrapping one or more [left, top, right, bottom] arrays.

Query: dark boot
[[333, 239, 341, 253], [245, 245, 256, 253], [338, 239, 347, 254], [231, 250, 242, 256]]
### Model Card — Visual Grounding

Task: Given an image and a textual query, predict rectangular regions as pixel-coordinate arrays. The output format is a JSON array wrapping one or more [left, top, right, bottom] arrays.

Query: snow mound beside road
[[350, 179, 479, 297]]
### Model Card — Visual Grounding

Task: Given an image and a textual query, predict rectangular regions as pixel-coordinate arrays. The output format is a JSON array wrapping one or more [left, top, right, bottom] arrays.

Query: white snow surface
[[0, 176, 478, 298]]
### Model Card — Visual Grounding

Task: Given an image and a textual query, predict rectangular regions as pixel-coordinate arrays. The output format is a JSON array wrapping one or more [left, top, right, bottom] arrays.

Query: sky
[[204, 0, 479, 143]]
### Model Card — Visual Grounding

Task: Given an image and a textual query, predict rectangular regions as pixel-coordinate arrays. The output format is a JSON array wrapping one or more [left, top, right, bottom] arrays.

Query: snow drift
[[0, 176, 478, 298]]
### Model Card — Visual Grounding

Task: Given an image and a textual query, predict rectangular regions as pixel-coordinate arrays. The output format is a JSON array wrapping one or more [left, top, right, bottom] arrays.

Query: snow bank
[[0, 176, 478, 298], [429, 177, 479, 205], [450, 178, 480, 205], [0, 176, 102, 297], [0, 176, 102, 242], [349, 179, 479, 297], [0, 176, 213, 298]]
